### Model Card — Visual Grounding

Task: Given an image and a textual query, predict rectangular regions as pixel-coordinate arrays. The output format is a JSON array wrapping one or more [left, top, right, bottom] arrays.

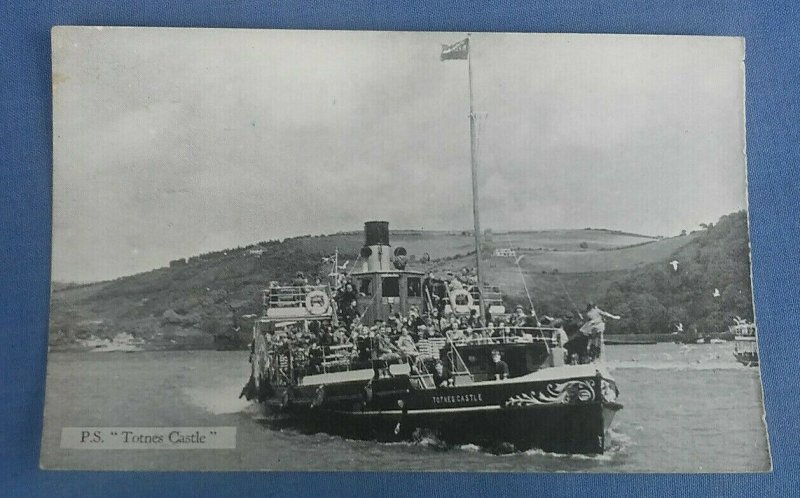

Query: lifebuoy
[[449, 288, 473, 314], [305, 290, 330, 315]]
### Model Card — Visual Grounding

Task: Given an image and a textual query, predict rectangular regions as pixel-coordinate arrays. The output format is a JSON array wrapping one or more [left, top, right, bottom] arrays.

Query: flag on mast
[[440, 38, 469, 61]]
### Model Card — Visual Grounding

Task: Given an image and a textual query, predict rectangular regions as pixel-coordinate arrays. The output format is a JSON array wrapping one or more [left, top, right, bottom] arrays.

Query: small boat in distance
[[732, 320, 758, 366], [696, 336, 726, 344], [604, 338, 657, 346]]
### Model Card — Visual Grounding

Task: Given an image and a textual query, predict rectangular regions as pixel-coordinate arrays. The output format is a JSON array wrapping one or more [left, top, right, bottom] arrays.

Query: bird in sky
[[713, 288, 721, 297], [669, 260, 679, 271], [321, 256, 334, 264]]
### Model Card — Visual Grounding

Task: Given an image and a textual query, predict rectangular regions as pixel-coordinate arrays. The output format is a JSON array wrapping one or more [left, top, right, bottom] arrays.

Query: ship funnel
[[364, 221, 390, 246], [362, 221, 392, 272]]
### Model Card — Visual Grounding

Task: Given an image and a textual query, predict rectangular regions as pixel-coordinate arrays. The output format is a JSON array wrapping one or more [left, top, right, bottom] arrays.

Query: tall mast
[[467, 35, 486, 319]]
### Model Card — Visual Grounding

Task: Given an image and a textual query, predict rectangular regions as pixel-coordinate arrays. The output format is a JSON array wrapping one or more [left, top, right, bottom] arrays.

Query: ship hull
[[260, 366, 622, 454], [280, 400, 619, 454]]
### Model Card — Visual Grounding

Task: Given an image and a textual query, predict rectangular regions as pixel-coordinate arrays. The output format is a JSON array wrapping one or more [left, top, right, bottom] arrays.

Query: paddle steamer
[[242, 222, 622, 454], [241, 36, 622, 454]]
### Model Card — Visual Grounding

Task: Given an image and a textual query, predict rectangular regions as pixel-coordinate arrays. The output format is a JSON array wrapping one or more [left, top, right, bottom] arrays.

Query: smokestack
[[364, 221, 390, 247], [362, 221, 392, 272]]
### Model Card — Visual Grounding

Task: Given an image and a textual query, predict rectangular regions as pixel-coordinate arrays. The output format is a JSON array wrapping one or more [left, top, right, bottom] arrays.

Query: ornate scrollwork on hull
[[504, 379, 596, 407]]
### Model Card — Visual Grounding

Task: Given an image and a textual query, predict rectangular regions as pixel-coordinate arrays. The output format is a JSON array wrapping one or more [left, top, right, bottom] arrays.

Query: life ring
[[305, 290, 330, 315], [449, 288, 473, 314]]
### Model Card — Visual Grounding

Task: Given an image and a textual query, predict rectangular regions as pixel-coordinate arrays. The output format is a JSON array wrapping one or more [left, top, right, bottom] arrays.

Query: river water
[[40, 343, 771, 472]]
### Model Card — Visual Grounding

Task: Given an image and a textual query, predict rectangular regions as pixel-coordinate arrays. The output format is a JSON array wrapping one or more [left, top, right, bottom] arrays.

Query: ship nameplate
[[431, 393, 483, 405]]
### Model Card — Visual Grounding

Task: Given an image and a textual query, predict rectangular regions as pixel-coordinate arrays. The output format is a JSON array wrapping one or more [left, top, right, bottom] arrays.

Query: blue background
[[1, 1, 798, 496]]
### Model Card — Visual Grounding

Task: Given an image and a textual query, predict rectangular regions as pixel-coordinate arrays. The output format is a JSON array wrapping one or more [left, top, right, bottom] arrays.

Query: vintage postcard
[[42, 27, 770, 471]]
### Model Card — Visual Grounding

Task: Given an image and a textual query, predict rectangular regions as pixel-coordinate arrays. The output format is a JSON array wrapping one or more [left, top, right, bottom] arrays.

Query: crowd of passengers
[[261, 271, 621, 373]]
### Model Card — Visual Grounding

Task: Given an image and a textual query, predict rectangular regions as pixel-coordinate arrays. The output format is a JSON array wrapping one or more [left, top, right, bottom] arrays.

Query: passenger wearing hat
[[511, 305, 527, 336], [395, 326, 418, 359]]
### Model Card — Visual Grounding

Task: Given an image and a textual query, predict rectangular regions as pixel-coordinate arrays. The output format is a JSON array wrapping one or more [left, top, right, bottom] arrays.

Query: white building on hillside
[[493, 248, 516, 257]]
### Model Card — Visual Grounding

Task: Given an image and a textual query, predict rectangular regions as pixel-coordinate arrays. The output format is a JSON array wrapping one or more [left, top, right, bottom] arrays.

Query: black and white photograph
[[42, 27, 770, 472]]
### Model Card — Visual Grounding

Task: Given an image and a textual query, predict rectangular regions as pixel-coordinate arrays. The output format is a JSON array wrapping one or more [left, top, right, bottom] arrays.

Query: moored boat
[[731, 321, 758, 366], [604, 338, 657, 346]]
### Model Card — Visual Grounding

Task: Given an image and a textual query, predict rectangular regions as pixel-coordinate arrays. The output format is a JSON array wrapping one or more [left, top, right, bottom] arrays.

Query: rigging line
[[443, 329, 471, 376], [346, 254, 361, 278], [359, 291, 379, 317], [505, 233, 539, 325], [554, 271, 583, 320]]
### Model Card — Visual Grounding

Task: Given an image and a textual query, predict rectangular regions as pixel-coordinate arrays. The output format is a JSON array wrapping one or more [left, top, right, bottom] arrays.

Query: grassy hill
[[600, 211, 754, 336], [48, 217, 746, 349], [427, 232, 701, 316], [282, 228, 658, 262]]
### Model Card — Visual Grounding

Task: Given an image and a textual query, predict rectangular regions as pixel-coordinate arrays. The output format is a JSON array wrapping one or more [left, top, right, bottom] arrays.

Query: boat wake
[[378, 429, 451, 451], [411, 429, 451, 450], [520, 427, 632, 461], [183, 384, 253, 415], [384, 426, 631, 459], [250, 420, 630, 462]]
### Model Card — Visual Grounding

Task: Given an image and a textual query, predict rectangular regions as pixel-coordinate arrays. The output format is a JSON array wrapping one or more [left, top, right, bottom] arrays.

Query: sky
[[51, 28, 747, 282]]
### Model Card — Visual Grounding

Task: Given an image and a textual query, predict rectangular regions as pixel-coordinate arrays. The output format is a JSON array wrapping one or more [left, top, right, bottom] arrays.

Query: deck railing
[[442, 326, 560, 346], [264, 285, 331, 308]]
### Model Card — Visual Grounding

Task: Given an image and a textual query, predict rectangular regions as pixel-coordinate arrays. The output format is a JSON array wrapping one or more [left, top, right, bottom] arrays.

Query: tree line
[[601, 211, 753, 335]]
